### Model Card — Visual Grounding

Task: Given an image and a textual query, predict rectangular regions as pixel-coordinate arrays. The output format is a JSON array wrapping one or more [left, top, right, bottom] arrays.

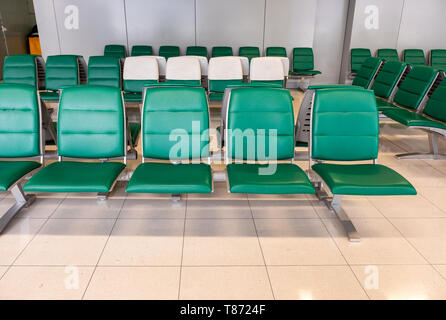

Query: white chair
[[249, 57, 285, 87], [186, 55, 209, 76], [123, 56, 159, 101], [208, 57, 244, 101], [165, 56, 202, 84]]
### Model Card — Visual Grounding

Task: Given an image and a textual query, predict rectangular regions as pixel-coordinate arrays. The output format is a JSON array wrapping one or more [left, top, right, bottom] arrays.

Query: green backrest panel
[[209, 79, 243, 93], [431, 49, 446, 70], [186, 46, 208, 57], [0, 84, 40, 158], [159, 46, 180, 60], [393, 66, 438, 110], [371, 61, 407, 99], [227, 88, 294, 161], [58, 85, 125, 159], [87, 56, 121, 88], [266, 47, 287, 57], [377, 49, 399, 61], [239, 47, 260, 61], [423, 78, 446, 123], [312, 89, 379, 161], [45, 55, 79, 91], [350, 48, 372, 73], [104, 45, 126, 59], [143, 87, 209, 160], [3, 54, 38, 87], [352, 57, 382, 88], [212, 46, 233, 57], [404, 49, 425, 66], [131, 45, 153, 56], [292, 47, 314, 71], [124, 79, 158, 93]]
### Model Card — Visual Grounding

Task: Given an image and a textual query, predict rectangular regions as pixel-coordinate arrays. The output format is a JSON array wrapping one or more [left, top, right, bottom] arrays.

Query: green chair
[[24, 85, 126, 199], [2, 54, 45, 89], [371, 61, 408, 102], [87, 56, 121, 88], [290, 47, 321, 76], [186, 46, 208, 57], [165, 56, 202, 86], [350, 48, 372, 74], [131, 45, 153, 56], [430, 49, 446, 70], [238, 46, 260, 61], [404, 49, 426, 66], [159, 46, 180, 60], [351, 57, 383, 89], [225, 87, 315, 195], [104, 44, 126, 59], [123, 56, 160, 102], [208, 57, 243, 101], [377, 48, 399, 61], [0, 84, 43, 233], [126, 87, 212, 196], [265, 47, 287, 57], [212, 46, 233, 58], [310, 88, 416, 241]]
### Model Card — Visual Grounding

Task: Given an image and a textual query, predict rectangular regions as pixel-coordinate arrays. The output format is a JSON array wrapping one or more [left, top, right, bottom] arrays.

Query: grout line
[[177, 198, 188, 300]]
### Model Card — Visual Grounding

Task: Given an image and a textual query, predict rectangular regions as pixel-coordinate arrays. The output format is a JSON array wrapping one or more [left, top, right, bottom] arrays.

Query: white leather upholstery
[[250, 57, 285, 81], [187, 55, 209, 76], [166, 56, 202, 80], [208, 57, 243, 80], [123, 56, 159, 80], [233, 56, 249, 76], [279, 57, 290, 76], [151, 56, 167, 76]]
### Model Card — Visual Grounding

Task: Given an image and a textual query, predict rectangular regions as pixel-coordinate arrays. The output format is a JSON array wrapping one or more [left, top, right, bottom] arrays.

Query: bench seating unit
[[350, 48, 372, 75], [186, 46, 208, 57], [3, 54, 45, 89], [126, 87, 212, 197], [430, 49, 446, 70], [249, 57, 285, 87], [351, 57, 383, 89], [265, 47, 287, 58], [87, 56, 121, 88], [0, 84, 43, 233], [212, 46, 233, 58], [238, 46, 260, 62], [208, 57, 243, 101], [24, 85, 127, 199], [159, 46, 180, 60], [290, 47, 321, 76], [104, 45, 126, 59], [370, 61, 408, 102], [310, 88, 416, 241], [165, 56, 202, 86], [131, 45, 153, 56], [123, 56, 160, 102], [225, 87, 315, 195], [377, 48, 399, 61], [404, 49, 426, 66]]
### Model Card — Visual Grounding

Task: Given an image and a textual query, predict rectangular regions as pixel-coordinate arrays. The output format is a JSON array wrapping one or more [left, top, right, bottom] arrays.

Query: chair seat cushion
[[126, 162, 212, 193], [312, 163, 416, 196], [40, 91, 60, 101], [382, 108, 446, 130], [0, 161, 41, 191], [123, 92, 142, 102], [24, 161, 125, 193], [291, 70, 321, 76], [129, 122, 141, 146], [209, 92, 224, 101], [227, 163, 315, 194], [375, 98, 400, 112]]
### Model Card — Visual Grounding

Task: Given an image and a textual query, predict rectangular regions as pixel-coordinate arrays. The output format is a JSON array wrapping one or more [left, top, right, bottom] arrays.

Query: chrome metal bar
[[0, 185, 35, 234]]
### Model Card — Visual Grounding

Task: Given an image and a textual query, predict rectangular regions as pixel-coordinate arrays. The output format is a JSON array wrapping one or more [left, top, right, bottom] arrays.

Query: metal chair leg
[[0, 184, 35, 234], [396, 132, 446, 160]]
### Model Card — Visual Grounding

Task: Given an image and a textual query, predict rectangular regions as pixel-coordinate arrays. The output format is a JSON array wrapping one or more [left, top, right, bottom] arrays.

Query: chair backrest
[[3, 54, 40, 88], [393, 66, 439, 110], [123, 56, 159, 93], [352, 57, 383, 88], [159, 46, 180, 60], [131, 45, 153, 56], [87, 56, 121, 88], [45, 55, 80, 91], [377, 49, 399, 61], [430, 49, 446, 70], [186, 46, 208, 57], [239, 47, 260, 61], [226, 87, 294, 161], [58, 85, 125, 159], [142, 87, 209, 160], [0, 84, 41, 158], [208, 57, 243, 93], [165, 56, 201, 83], [234, 56, 250, 76], [404, 49, 425, 66], [292, 47, 315, 72], [187, 55, 209, 76], [421, 77, 446, 123], [350, 48, 372, 73], [311, 88, 379, 161], [249, 57, 284, 84], [212, 46, 233, 58], [371, 61, 407, 99], [266, 47, 287, 57], [104, 45, 126, 59]]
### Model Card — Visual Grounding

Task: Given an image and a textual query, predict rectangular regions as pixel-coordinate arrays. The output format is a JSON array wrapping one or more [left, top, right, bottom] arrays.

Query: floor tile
[[180, 266, 273, 300], [99, 219, 184, 266], [84, 267, 180, 300], [417, 187, 446, 214], [51, 198, 124, 219], [187, 199, 252, 219], [433, 265, 446, 280], [0, 266, 94, 300], [0, 266, 7, 278], [187, 181, 247, 200], [250, 199, 318, 219], [16, 197, 65, 219], [313, 197, 383, 219], [119, 199, 186, 219], [368, 195, 446, 218], [268, 266, 368, 300]]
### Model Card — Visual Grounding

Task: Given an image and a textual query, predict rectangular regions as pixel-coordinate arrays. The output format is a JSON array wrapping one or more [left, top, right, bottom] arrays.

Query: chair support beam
[[396, 132, 446, 160], [0, 184, 35, 234]]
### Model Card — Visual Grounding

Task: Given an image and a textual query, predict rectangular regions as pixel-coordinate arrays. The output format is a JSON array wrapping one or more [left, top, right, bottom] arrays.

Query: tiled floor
[[1, 89, 446, 300]]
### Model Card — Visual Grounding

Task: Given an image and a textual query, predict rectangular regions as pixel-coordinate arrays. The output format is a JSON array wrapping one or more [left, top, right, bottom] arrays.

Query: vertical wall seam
[[262, 0, 267, 54], [123, 0, 129, 54], [52, 0, 62, 54], [194, 0, 197, 45], [395, 0, 405, 55]]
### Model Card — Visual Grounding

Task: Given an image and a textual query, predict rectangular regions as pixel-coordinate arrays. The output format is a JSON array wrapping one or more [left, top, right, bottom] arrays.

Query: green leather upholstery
[[124, 80, 158, 93], [186, 46, 208, 57], [159, 46, 180, 60], [422, 78, 446, 123], [44, 55, 79, 93], [239, 47, 260, 61], [312, 163, 416, 196], [430, 49, 446, 70], [2, 54, 38, 87], [212, 46, 233, 57], [250, 80, 284, 87], [350, 48, 372, 73], [57, 85, 125, 159], [377, 49, 399, 61], [131, 45, 153, 56], [352, 57, 382, 89], [24, 161, 125, 193], [291, 47, 321, 75], [371, 61, 407, 99], [404, 49, 426, 66], [0, 161, 41, 191], [129, 122, 141, 146], [209, 80, 243, 101], [266, 47, 287, 57], [87, 56, 121, 88], [40, 91, 60, 101], [104, 45, 126, 59]]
